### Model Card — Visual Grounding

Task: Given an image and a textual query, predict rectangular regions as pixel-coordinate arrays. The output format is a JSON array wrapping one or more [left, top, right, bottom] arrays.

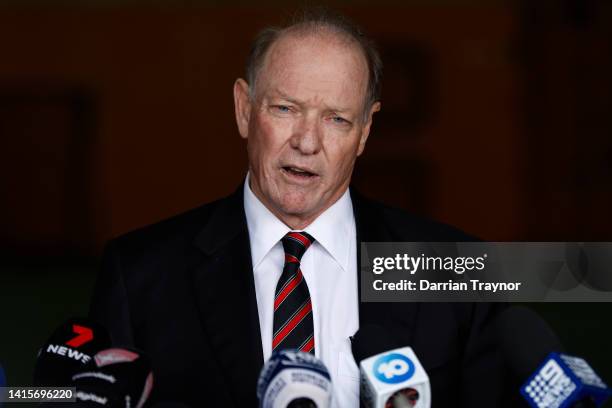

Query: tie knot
[[281, 231, 315, 263]]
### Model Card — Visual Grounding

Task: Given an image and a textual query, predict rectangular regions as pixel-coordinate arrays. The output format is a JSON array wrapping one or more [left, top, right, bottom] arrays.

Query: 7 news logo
[[65, 325, 94, 347], [373, 353, 415, 384], [45, 324, 95, 364]]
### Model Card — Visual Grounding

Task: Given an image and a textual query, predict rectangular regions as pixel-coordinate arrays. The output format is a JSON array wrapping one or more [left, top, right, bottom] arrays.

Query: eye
[[272, 105, 292, 113], [331, 115, 351, 126]]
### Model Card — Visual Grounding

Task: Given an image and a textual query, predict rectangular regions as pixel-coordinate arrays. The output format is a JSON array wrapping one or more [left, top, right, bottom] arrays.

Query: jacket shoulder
[[108, 195, 226, 259], [353, 192, 478, 242]]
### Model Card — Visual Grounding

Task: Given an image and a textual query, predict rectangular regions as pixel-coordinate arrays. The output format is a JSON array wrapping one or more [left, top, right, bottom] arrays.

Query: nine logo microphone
[[521, 353, 611, 408], [493, 306, 611, 408]]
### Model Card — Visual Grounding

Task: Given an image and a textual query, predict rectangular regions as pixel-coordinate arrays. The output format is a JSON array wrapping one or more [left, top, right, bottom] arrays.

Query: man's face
[[234, 32, 379, 228]]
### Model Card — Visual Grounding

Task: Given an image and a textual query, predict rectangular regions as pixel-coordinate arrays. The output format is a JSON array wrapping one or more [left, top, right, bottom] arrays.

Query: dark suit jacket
[[90, 187, 512, 407]]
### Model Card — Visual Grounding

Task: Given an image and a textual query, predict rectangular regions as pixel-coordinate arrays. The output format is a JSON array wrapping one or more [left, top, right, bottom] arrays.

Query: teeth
[[290, 167, 306, 173]]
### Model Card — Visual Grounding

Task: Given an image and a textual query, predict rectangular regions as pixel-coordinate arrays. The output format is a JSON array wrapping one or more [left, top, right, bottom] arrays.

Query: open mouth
[[282, 166, 317, 178]]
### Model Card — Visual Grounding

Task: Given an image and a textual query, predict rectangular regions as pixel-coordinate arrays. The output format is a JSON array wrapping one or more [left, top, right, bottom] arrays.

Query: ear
[[357, 101, 381, 156], [233, 78, 252, 139]]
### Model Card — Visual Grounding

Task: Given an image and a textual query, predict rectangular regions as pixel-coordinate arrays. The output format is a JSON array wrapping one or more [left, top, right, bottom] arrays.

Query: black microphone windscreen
[[72, 347, 154, 408], [33, 317, 111, 386]]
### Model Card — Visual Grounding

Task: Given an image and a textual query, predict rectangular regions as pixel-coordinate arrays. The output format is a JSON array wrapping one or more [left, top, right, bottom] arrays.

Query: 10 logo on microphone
[[373, 353, 415, 384]]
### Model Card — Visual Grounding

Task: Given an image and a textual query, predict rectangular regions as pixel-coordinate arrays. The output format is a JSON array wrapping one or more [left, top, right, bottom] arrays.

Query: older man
[[91, 11, 506, 408]]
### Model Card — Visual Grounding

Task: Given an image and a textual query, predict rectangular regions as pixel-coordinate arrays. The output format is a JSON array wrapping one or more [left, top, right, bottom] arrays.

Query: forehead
[[256, 32, 369, 110]]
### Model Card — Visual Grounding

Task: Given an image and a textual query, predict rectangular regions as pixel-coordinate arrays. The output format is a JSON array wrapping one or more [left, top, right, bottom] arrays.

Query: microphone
[[33, 317, 111, 386], [257, 349, 332, 408], [71, 347, 154, 408], [520, 352, 611, 408], [494, 306, 611, 407], [352, 325, 431, 408]]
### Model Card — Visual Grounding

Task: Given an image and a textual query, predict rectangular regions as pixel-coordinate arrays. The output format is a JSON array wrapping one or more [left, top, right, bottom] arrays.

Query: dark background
[[1, 0, 611, 402]]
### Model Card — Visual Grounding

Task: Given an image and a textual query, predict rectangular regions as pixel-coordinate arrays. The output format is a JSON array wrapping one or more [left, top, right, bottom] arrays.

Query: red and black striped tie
[[272, 231, 316, 354]]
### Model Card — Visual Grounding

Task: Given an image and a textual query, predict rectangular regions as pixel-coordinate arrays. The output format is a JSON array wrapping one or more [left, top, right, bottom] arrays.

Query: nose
[[289, 113, 322, 155]]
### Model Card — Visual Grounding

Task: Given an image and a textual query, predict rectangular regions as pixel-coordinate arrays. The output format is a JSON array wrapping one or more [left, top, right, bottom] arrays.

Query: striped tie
[[272, 231, 316, 354]]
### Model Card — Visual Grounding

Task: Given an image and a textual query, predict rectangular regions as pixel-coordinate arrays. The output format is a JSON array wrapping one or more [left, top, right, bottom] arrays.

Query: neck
[[276, 213, 318, 231]]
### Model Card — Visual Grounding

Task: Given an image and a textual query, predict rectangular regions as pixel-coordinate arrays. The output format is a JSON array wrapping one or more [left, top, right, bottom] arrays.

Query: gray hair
[[245, 9, 383, 115]]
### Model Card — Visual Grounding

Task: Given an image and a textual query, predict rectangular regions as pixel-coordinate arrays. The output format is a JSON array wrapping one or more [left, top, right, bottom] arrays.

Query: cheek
[[249, 117, 287, 166], [325, 138, 360, 175]]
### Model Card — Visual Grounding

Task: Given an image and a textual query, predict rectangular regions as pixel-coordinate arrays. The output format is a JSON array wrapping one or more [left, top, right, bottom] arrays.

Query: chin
[[277, 195, 317, 218]]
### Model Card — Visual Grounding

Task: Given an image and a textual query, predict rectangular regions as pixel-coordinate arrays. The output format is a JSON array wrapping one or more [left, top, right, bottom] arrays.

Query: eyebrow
[[269, 89, 353, 114], [269, 89, 303, 106]]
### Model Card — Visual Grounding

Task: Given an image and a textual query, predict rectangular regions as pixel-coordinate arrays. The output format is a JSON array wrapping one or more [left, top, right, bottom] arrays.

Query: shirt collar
[[243, 173, 354, 272]]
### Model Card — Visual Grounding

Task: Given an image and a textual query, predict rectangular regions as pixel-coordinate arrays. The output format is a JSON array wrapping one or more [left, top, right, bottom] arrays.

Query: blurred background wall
[[1, 0, 611, 396]]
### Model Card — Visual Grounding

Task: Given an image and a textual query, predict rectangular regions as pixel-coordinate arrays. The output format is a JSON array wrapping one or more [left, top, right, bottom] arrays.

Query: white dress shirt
[[243, 174, 360, 407]]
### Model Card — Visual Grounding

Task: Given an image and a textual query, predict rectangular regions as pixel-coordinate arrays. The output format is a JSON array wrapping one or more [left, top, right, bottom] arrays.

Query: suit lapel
[[189, 185, 423, 402], [192, 188, 263, 406], [351, 188, 420, 347]]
